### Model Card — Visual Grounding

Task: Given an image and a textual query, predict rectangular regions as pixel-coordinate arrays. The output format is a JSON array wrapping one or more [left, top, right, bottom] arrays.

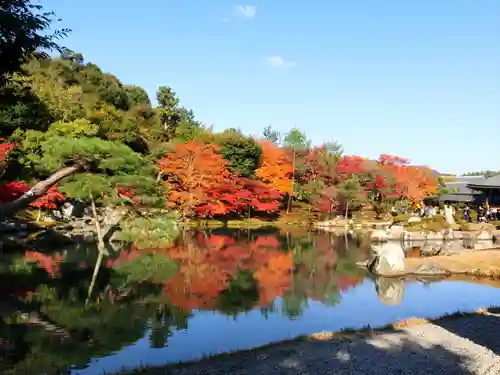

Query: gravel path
[[139, 314, 500, 375]]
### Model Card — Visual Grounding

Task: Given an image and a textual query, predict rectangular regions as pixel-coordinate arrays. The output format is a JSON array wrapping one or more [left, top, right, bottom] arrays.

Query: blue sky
[[43, 0, 499, 174]]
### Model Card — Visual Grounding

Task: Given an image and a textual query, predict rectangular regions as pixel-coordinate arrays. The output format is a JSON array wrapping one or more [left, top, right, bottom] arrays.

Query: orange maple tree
[[255, 140, 293, 195], [376, 154, 437, 202], [157, 141, 230, 217]]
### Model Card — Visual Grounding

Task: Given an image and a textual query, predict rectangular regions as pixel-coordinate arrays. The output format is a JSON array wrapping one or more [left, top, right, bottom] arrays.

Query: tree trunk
[[90, 194, 106, 254], [87, 250, 104, 304], [0, 165, 82, 219]]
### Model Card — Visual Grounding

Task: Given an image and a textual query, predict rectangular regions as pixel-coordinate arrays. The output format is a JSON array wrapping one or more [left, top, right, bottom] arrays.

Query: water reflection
[[1, 229, 500, 375]]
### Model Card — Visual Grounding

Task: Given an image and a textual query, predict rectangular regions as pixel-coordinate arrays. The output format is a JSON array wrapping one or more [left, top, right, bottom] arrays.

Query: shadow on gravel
[[143, 331, 480, 375], [435, 312, 500, 355]]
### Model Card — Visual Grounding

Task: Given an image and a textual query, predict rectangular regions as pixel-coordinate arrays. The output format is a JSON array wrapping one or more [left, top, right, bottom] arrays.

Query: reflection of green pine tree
[[149, 309, 171, 349], [215, 271, 259, 317], [281, 292, 308, 319]]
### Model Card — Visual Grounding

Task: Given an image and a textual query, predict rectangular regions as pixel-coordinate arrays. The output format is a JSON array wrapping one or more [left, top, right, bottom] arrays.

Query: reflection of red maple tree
[[161, 233, 293, 310], [24, 250, 64, 277]]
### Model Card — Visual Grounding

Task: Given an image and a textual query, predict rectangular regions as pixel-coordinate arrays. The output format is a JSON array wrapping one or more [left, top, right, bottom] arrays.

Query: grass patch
[[226, 218, 272, 228]]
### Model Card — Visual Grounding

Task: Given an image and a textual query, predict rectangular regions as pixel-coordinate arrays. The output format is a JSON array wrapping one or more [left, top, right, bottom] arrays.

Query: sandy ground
[[405, 250, 500, 277], [123, 311, 500, 375]]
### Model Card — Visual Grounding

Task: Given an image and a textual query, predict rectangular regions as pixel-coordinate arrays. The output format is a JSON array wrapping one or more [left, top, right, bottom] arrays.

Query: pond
[[2, 228, 500, 375]]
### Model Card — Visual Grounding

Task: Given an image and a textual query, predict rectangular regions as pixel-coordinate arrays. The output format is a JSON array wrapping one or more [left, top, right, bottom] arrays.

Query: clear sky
[[42, 0, 499, 174]]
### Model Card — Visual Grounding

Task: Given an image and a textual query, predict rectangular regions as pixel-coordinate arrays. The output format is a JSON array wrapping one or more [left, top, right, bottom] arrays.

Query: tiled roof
[[467, 175, 500, 188]]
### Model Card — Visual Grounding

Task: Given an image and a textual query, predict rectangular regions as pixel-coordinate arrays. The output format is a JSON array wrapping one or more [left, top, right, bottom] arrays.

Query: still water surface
[[1, 228, 500, 375]]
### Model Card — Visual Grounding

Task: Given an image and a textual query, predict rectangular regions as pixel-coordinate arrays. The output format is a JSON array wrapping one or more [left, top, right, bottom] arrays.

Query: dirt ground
[[406, 250, 500, 278]]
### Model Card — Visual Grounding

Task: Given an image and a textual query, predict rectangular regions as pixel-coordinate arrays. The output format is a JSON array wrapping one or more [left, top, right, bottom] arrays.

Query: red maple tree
[[196, 177, 282, 217]]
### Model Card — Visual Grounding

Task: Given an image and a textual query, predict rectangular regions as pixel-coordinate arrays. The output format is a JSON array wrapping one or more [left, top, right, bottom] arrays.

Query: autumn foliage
[[0, 181, 64, 209], [107, 231, 365, 312], [255, 140, 293, 195], [158, 140, 283, 218]]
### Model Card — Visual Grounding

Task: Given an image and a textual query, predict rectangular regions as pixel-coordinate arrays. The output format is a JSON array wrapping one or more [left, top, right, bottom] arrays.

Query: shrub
[[470, 209, 478, 222], [423, 220, 449, 232], [407, 225, 423, 232], [433, 214, 446, 225]]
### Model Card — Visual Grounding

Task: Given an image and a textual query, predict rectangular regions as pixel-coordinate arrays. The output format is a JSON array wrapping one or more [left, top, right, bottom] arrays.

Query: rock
[[494, 231, 500, 242], [402, 230, 444, 243], [314, 218, 347, 228], [420, 241, 443, 256], [461, 223, 482, 231], [408, 216, 422, 224], [470, 240, 494, 250], [61, 202, 74, 220], [369, 242, 406, 275], [375, 277, 404, 305], [413, 264, 450, 276], [372, 222, 391, 230], [475, 231, 493, 241], [370, 229, 388, 242], [441, 228, 455, 240], [51, 210, 63, 220], [41, 215, 58, 223], [387, 225, 405, 240], [440, 240, 467, 255], [0, 220, 28, 232], [426, 231, 445, 241], [482, 223, 496, 231]]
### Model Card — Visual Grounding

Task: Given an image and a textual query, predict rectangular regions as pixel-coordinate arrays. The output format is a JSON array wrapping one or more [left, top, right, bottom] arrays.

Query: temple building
[[438, 176, 484, 203], [466, 175, 500, 205]]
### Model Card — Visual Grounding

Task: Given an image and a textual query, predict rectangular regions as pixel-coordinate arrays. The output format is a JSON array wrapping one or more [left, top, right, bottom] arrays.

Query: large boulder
[[368, 242, 406, 275]]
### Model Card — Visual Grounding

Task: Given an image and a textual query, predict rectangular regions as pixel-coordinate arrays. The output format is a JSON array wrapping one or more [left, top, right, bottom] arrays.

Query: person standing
[[464, 204, 471, 223], [491, 206, 498, 221]]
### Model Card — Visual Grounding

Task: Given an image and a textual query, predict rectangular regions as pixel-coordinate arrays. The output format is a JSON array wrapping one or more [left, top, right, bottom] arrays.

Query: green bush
[[433, 214, 446, 225], [470, 209, 478, 222], [423, 220, 449, 232], [407, 225, 423, 232]]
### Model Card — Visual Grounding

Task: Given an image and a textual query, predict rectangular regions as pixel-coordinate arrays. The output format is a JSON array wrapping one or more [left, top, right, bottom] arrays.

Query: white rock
[[369, 242, 406, 275]]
